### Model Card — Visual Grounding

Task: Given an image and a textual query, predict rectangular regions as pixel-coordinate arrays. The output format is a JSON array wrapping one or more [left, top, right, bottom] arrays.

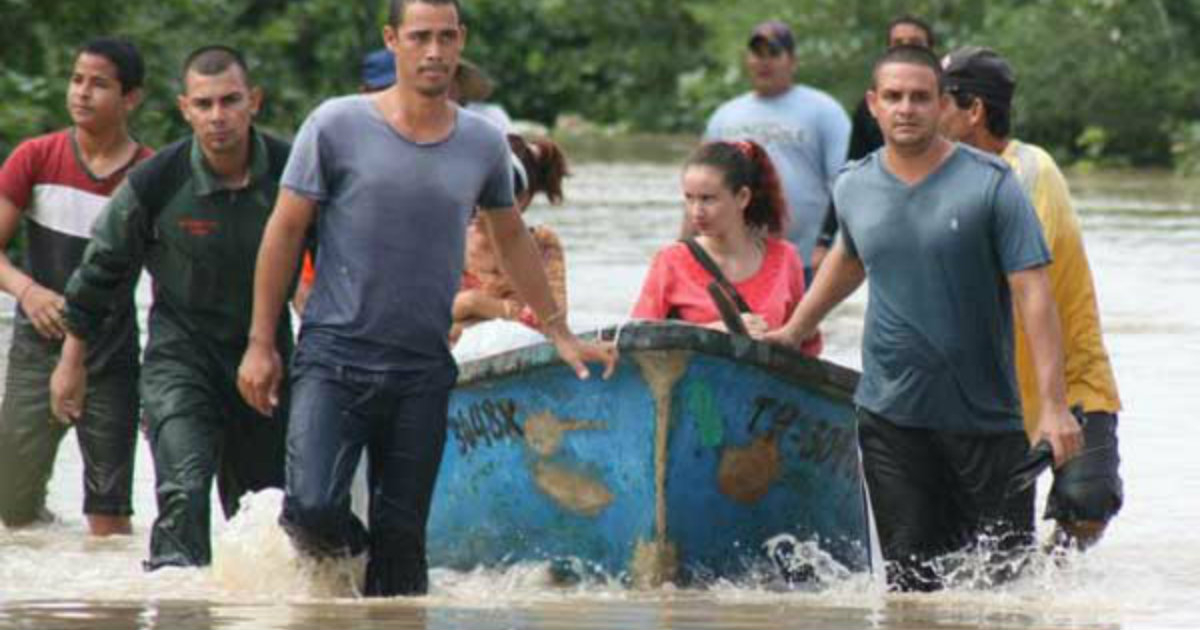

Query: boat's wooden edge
[[454, 321, 860, 400]]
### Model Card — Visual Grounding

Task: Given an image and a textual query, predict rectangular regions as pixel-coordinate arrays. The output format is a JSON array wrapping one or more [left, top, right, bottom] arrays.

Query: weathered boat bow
[[429, 321, 870, 585]]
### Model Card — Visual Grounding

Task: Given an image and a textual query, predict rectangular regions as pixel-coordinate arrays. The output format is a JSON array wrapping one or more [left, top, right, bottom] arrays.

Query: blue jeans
[[280, 353, 457, 596]]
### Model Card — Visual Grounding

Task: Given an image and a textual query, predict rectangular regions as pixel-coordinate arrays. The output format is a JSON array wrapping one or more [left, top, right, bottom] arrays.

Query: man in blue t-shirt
[[236, 0, 615, 598], [763, 46, 1083, 591], [702, 20, 850, 277]]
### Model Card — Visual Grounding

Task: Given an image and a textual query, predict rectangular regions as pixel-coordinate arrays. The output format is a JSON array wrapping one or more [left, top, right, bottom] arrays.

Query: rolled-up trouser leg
[[363, 362, 457, 597], [279, 360, 370, 560], [0, 334, 66, 527], [145, 413, 222, 569], [75, 362, 140, 518], [0, 331, 139, 525]]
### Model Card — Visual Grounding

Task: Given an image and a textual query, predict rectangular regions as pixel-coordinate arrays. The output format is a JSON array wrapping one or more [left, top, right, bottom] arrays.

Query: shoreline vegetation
[[3, 1, 1200, 173]]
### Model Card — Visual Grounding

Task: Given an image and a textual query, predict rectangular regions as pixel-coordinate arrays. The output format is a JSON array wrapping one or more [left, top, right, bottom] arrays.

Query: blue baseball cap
[[361, 48, 395, 91], [748, 20, 795, 55]]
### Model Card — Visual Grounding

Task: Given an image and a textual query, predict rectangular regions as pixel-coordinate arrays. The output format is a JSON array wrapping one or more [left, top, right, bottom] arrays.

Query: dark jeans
[[0, 328, 139, 525], [858, 410, 1035, 592], [280, 354, 457, 597]]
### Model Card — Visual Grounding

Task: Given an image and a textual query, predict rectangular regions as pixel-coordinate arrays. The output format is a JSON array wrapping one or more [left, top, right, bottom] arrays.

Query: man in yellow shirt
[[939, 47, 1123, 550]]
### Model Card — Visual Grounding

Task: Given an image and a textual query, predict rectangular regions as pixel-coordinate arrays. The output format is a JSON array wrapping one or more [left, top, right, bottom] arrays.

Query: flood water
[[1, 154, 1198, 629]]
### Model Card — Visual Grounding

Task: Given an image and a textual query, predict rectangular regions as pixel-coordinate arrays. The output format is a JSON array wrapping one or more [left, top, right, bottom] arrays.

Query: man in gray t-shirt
[[763, 46, 1082, 591], [280, 94, 511, 370], [236, 0, 615, 598], [837, 146, 1046, 433], [701, 20, 850, 274]]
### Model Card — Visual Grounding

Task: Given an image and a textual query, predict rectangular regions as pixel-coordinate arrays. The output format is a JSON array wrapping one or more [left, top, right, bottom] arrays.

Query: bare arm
[[537, 229, 568, 316], [760, 240, 865, 349], [515, 228, 567, 328], [1009, 266, 1082, 466], [50, 334, 88, 423], [453, 289, 518, 322], [480, 207, 616, 378], [237, 189, 316, 415], [0, 195, 66, 339], [480, 209, 562, 332], [0, 194, 30, 293]]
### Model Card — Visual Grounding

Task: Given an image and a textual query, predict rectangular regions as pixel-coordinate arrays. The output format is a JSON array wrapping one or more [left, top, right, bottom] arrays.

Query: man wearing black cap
[[763, 45, 1083, 591], [703, 20, 850, 281], [940, 46, 1124, 552]]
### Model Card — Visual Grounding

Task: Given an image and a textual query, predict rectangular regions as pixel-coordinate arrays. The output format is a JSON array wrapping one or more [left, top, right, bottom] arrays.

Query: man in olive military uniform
[[51, 45, 292, 569]]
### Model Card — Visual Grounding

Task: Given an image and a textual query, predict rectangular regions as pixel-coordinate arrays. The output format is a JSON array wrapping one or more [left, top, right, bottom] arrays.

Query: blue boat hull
[[427, 322, 869, 584]]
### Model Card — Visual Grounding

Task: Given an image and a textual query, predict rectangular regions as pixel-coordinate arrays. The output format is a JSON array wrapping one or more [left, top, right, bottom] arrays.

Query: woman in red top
[[632, 140, 821, 356]]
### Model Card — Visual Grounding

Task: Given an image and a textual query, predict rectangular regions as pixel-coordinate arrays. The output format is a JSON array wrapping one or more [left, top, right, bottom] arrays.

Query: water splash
[[212, 489, 364, 599], [762, 534, 855, 588]]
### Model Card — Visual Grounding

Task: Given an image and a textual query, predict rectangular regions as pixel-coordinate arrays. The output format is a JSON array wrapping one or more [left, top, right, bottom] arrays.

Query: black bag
[[682, 238, 751, 336]]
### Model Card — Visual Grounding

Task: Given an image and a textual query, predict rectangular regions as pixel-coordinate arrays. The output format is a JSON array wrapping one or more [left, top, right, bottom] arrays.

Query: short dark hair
[[77, 37, 144, 94], [951, 91, 1013, 138], [886, 14, 935, 49], [181, 45, 251, 85], [389, 0, 462, 27], [872, 44, 944, 92]]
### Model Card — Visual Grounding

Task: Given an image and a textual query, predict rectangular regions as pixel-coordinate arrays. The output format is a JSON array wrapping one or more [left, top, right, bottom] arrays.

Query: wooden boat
[[427, 321, 870, 585]]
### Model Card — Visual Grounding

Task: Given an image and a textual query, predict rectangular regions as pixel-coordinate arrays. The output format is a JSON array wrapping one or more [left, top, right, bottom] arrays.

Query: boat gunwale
[[454, 321, 860, 401]]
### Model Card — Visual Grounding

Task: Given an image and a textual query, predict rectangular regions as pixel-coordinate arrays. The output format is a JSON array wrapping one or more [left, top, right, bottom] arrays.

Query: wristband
[[16, 280, 35, 304]]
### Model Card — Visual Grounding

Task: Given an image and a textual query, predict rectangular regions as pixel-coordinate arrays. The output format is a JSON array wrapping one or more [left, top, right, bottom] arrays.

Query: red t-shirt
[[0, 129, 151, 235], [631, 238, 822, 356], [1, 129, 152, 293]]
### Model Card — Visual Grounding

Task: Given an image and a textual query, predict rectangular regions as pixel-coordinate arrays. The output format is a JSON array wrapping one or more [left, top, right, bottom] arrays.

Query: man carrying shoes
[[939, 46, 1123, 551]]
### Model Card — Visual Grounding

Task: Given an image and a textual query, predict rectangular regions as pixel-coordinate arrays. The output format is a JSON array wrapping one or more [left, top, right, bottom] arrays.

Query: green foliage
[[686, 0, 1200, 168], [0, 0, 377, 155], [1, 0, 1200, 169], [462, 0, 710, 131], [985, 0, 1189, 166], [1169, 121, 1200, 176]]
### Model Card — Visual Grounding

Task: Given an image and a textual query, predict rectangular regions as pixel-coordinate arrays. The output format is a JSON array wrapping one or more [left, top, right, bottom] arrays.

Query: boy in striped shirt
[[0, 37, 150, 536]]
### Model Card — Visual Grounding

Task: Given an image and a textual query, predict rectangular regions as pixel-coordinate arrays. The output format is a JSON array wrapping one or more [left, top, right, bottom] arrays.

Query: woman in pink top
[[632, 140, 821, 356]]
